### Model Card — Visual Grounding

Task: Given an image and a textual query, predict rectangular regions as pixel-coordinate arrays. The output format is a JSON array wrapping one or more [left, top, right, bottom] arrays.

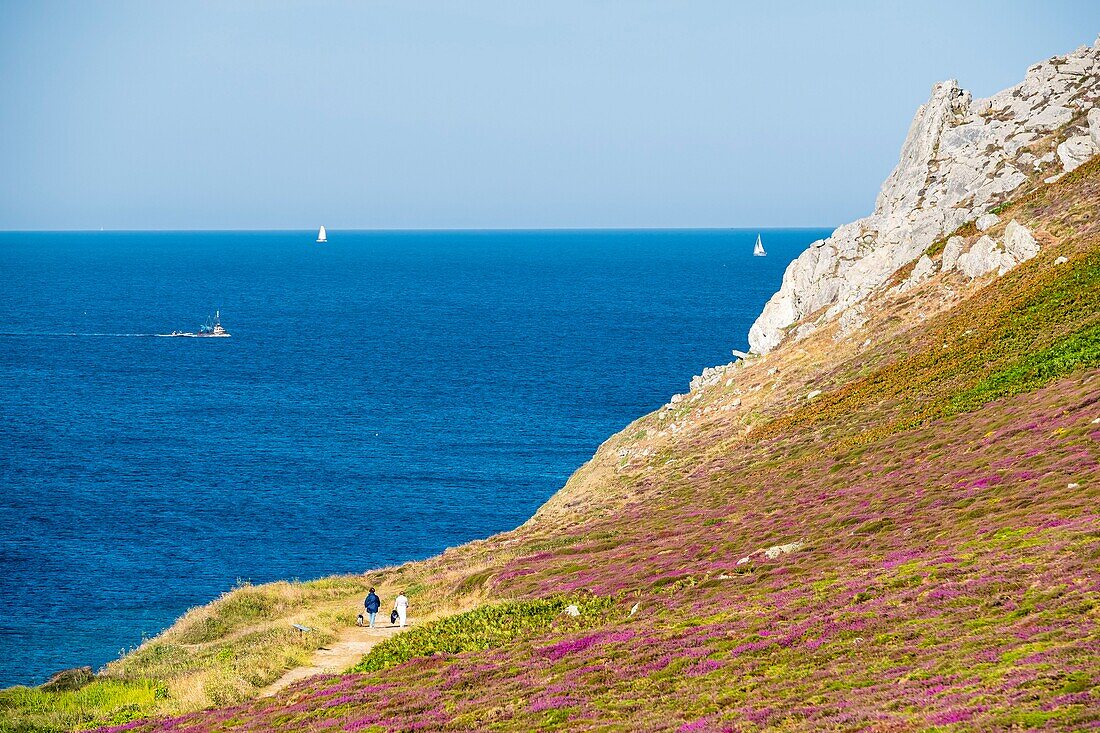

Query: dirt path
[[261, 622, 408, 697]]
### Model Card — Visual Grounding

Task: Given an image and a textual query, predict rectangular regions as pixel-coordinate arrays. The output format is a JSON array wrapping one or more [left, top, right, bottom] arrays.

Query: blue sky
[[0, 1, 1097, 230]]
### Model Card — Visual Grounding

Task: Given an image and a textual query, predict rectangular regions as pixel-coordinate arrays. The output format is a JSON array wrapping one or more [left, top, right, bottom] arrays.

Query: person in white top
[[394, 592, 409, 628]]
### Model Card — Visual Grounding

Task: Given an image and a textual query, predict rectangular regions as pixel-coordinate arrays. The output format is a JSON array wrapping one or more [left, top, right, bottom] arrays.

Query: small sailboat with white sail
[[316, 225, 327, 243], [753, 234, 766, 257]]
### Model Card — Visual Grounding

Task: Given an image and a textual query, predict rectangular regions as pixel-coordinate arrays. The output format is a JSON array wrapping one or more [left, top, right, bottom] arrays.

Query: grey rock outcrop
[[689, 363, 734, 391], [748, 38, 1099, 354], [763, 541, 805, 559], [950, 220, 1041, 280]]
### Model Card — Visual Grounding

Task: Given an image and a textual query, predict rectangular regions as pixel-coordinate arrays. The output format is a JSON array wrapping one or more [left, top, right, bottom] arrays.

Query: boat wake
[[0, 332, 227, 338], [0, 332, 164, 337], [0, 313, 230, 339]]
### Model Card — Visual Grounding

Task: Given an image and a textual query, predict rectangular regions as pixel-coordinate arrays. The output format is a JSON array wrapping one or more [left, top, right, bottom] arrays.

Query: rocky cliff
[[749, 37, 1100, 354]]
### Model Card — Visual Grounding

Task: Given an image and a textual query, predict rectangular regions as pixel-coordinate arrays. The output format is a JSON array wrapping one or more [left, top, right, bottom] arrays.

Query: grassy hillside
[[3, 161, 1098, 732]]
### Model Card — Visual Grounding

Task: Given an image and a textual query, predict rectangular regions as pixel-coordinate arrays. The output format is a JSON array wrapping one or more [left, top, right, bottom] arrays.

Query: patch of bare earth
[[261, 623, 406, 697]]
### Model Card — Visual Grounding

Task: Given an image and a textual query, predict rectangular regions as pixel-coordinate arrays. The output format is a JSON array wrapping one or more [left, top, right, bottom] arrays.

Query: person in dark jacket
[[364, 588, 381, 628]]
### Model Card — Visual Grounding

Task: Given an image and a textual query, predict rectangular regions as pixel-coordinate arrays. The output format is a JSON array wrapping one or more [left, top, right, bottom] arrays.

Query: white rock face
[[1003, 220, 1040, 262], [975, 213, 1000, 231], [748, 39, 1099, 354]]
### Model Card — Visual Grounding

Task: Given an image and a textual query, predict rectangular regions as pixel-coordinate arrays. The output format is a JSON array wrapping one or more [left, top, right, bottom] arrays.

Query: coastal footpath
[[2, 39, 1099, 732]]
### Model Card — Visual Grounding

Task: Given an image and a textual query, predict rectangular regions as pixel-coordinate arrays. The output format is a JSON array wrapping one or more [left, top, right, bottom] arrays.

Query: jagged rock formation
[[749, 37, 1100, 354], [934, 218, 1041, 281]]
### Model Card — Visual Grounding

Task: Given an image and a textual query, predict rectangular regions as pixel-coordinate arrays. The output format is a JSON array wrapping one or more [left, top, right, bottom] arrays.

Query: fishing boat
[[316, 225, 327, 243], [753, 234, 766, 257], [167, 311, 230, 338]]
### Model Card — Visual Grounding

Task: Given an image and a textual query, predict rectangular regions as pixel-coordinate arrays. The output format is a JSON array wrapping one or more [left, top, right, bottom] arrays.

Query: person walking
[[364, 588, 381, 628], [393, 591, 409, 628]]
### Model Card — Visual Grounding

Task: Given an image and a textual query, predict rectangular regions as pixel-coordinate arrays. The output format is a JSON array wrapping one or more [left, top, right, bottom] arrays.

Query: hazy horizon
[[2, 1, 1098, 231], [0, 225, 834, 233]]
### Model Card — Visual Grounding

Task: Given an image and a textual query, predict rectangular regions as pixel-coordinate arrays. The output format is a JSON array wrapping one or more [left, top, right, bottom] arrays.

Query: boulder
[[563, 605, 580, 617], [897, 254, 937, 292], [1003, 220, 1040, 262], [41, 666, 94, 692], [690, 364, 732, 391], [763, 541, 805, 560], [958, 236, 1015, 280], [1090, 108, 1100, 147], [975, 213, 1000, 231], [1057, 136, 1098, 173], [941, 236, 967, 271]]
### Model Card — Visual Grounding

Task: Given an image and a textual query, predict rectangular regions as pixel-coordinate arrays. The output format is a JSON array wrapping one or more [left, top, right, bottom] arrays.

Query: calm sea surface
[[0, 228, 826, 686]]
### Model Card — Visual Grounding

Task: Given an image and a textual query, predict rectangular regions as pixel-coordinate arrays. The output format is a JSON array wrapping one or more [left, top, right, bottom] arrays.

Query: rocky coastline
[[749, 36, 1100, 354]]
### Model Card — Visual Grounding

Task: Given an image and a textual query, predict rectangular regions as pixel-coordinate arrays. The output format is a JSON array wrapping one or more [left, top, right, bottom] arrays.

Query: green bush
[[950, 321, 1100, 414], [348, 595, 615, 673]]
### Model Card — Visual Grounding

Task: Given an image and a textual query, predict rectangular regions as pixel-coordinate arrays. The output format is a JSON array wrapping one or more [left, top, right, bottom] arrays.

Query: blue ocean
[[0, 228, 825, 687]]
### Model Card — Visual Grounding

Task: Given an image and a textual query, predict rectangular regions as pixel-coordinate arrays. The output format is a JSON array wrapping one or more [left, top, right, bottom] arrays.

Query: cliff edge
[[749, 36, 1100, 353]]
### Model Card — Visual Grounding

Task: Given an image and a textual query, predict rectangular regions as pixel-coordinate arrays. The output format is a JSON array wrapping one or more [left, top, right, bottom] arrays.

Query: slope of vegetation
[[3, 163, 1097, 732]]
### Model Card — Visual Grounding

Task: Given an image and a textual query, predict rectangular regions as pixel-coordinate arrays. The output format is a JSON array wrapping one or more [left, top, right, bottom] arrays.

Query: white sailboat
[[316, 225, 327, 243], [753, 234, 766, 257]]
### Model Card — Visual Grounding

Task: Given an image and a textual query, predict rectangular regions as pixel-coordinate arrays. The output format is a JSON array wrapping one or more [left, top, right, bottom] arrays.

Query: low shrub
[[349, 595, 615, 673]]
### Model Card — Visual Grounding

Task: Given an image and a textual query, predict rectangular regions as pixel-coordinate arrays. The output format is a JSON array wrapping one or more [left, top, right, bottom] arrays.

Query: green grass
[[765, 240, 1100, 450], [348, 595, 616, 673], [0, 680, 163, 733], [950, 314, 1100, 415], [120, 625, 327, 701], [944, 249, 1100, 415], [176, 585, 296, 644]]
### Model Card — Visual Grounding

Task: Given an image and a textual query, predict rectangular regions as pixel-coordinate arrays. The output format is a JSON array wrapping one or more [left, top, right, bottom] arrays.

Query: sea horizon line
[[0, 225, 835, 234]]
